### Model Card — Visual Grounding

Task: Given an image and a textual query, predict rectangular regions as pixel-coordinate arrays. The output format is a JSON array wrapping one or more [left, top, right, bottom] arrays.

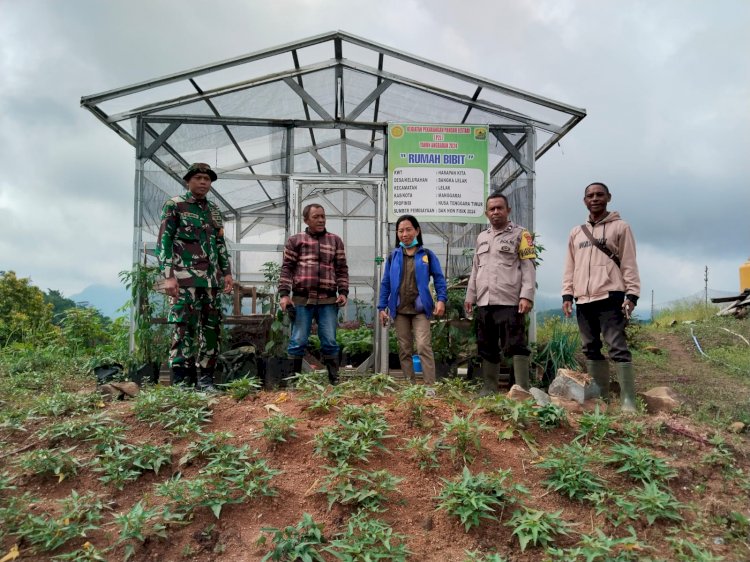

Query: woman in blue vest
[[378, 215, 448, 387]]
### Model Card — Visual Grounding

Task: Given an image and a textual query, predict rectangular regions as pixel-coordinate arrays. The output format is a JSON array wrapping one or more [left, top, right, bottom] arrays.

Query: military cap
[[183, 162, 217, 182]]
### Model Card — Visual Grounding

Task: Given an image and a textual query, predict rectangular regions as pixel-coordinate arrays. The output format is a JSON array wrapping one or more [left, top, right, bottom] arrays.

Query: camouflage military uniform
[[157, 191, 231, 372]]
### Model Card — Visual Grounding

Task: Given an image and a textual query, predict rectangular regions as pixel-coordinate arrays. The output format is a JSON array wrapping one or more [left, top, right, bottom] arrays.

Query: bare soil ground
[[1, 330, 749, 562]]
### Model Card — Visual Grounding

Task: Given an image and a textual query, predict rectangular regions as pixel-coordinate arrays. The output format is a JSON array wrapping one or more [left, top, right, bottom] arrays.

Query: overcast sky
[[1, 0, 748, 309]]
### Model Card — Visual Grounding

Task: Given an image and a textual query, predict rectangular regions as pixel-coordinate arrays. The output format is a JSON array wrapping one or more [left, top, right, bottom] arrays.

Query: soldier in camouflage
[[157, 163, 233, 391]]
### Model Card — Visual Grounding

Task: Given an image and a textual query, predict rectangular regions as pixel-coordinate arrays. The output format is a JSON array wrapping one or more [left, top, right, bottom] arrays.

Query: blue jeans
[[287, 303, 340, 358]]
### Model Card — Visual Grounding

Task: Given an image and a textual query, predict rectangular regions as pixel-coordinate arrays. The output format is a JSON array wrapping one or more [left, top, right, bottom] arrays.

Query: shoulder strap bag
[[580, 224, 620, 267]]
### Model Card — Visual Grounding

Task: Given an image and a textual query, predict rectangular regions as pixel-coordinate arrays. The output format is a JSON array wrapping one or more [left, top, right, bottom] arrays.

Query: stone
[[728, 422, 746, 434], [98, 384, 118, 401], [638, 386, 682, 414], [529, 387, 551, 406], [548, 369, 599, 404], [110, 382, 140, 398], [550, 395, 603, 414], [507, 385, 532, 402]]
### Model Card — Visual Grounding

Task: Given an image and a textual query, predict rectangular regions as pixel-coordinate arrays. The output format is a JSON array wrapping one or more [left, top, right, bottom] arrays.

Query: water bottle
[[412, 354, 423, 375]]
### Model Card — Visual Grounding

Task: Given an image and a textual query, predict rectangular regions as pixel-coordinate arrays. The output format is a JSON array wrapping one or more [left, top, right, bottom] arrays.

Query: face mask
[[399, 239, 418, 249]]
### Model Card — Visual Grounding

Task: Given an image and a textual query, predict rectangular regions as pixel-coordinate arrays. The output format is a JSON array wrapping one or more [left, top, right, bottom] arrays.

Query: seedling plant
[[259, 512, 327, 562], [537, 442, 605, 501], [318, 463, 403, 511], [439, 413, 491, 465], [221, 375, 262, 401], [16, 446, 82, 482], [506, 507, 571, 551], [324, 511, 411, 561], [436, 466, 528, 531], [260, 413, 299, 444]]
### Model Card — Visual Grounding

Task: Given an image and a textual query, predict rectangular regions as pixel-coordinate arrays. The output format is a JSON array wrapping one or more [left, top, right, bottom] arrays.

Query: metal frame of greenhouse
[[81, 30, 586, 373]]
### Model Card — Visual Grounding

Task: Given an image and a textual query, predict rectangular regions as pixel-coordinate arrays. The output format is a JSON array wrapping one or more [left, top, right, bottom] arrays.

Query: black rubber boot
[[197, 369, 218, 392], [187, 363, 198, 388], [171, 365, 190, 386], [323, 355, 339, 385], [479, 360, 499, 397], [291, 356, 304, 375]]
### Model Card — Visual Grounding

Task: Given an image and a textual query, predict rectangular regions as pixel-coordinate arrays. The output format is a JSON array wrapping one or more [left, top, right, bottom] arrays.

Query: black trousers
[[575, 295, 631, 362], [476, 305, 530, 363]]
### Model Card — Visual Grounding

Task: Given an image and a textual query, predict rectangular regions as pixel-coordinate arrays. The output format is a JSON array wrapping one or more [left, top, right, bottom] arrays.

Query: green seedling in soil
[[604, 442, 677, 484], [113, 500, 171, 561], [319, 463, 403, 512], [534, 403, 567, 430], [94, 442, 172, 490], [395, 384, 432, 428], [178, 430, 233, 466], [667, 536, 725, 562], [701, 434, 736, 470], [260, 413, 299, 444], [537, 442, 605, 500], [15, 446, 82, 482], [439, 413, 491, 465], [221, 375, 262, 401], [16, 490, 105, 553], [157, 445, 280, 518], [289, 370, 330, 397], [0, 492, 34, 541], [435, 377, 480, 404], [339, 372, 397, 397], [400, 434, 440, 471], [52, 542, 109, 561], [314, 405, 392, 464], [436, 466, 528, 532], [37, 414, 118, 444], [480, 395, 535, 429], [463, 552, 508, 562], [506, 507, 571, 551], [324, 511, 411, 561], [305, 390, 342, 414], [0, 470, 17, 494], [630, 481, 685, 525], [133, 384, 213, 435], [545, 526, 648, 561], [31, 391, 102, 418], [575, 405, 616, 444], [259, 512, 327, 562]]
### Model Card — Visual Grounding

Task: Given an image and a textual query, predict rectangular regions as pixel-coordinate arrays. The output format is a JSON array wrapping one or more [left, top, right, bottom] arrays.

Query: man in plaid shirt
[[279, 204, 349, 384]]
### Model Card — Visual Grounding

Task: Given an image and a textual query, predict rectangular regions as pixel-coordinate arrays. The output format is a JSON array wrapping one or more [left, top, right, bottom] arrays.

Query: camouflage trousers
[[168, 287, 222, 370]]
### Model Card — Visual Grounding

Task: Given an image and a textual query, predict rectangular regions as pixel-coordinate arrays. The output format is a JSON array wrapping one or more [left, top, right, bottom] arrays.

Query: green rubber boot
[[512, 355, 531, 390], [479, 360, 499, 397], [615, 362, 637, 414], [587, 359, 610, 401]]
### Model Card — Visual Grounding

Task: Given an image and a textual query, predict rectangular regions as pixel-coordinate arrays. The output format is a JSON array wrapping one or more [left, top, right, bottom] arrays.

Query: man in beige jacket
[[465, 193, 536, 395], [562, 182, 640, 413]]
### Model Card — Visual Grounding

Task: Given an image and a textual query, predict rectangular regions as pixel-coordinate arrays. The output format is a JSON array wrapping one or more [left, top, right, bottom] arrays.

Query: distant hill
[[70, 284, 130, 319]]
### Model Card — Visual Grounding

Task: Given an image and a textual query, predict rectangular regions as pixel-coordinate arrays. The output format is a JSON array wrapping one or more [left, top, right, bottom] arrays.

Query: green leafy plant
[[628, 482, 685, 525], [575, 405, 616, 443], [400, 435, 440, 471], [313, 405, 392, 464], [157, 444, 279, 518], [667, 536, 725, 562], [222, 375, 262, 401], [546, 526, 648, 561], [435, 376, 480, 404], [462, 552, 508, 562], [113, 500, 170, 561], [37, 414, 121, 445], [324, 512, 411, 561], [481, 395, 535, 429], [395, 384, 432, 428], [318, 463, 403, 512], [52, 542, 109, 562], [534, 316, 581, 377], [701, 434, 735, 470], [506, 507, 570, 551], [31, 391, 102, 418], [259, 512, 327, 562], [16, 446, 82, 482], [178, 430, 234, 466], [436, 466, 528, 531], [439, 413, 490, 465], [535, 403, 567, 430], [94, 442, 172, 490], [260, 413, 299, 444], [605, 442, 677, 484], [133, 384, 213, 435], [16, 490, 105, 553], [339, 372, 397, 397], [537, 442, 605, 500]]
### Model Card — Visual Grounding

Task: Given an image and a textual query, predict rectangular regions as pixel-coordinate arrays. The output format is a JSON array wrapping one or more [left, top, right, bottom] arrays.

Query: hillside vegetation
[[0, 276, 749, 561]]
